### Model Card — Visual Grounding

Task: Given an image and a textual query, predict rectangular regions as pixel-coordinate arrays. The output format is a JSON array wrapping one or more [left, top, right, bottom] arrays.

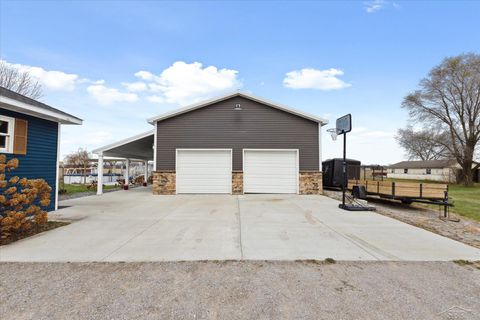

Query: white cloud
[[364, 0, 399, 13], [146, 95, 164, 103], [79, 79, 105, 85], [2, 60, 79, 91], [87, 84, 139, 105], [134, 61, 241, 105], [134, 70, 157, 82], [365, 0, 385, 13], [122, 81, 147, 92], [283, 68, 351, 90]]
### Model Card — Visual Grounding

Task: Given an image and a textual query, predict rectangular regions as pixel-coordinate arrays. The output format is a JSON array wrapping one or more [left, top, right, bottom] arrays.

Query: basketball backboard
[[336, 114, 352, 134]]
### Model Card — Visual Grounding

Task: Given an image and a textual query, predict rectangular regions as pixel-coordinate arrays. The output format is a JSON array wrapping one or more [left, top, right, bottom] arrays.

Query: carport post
[[144, 160, 148, 186], [97, 153, 104, 195], [124, 159, 130, 190]]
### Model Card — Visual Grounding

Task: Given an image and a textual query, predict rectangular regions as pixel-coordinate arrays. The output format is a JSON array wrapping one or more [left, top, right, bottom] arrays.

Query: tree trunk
[[460, 142, 476, 186], [461, 161, 474, 186]]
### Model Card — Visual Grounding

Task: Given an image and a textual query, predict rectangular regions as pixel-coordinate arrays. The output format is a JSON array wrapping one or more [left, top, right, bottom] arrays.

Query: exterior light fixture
[[234, 103, 242, 111]]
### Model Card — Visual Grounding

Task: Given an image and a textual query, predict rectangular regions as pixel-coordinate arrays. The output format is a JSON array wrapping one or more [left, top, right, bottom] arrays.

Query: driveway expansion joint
[[237, 196, 244, 260]]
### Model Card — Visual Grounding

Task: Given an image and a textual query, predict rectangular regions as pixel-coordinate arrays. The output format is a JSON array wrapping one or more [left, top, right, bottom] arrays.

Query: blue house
[[0, 86, 82, 211]]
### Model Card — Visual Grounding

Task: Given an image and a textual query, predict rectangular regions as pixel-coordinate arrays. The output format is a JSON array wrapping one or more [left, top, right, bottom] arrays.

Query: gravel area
[[323, 189, 480, 249], [1, 261, 479, 320]]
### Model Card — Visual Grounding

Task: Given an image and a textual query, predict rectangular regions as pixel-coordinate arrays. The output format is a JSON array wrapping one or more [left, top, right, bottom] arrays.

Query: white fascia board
[[0, 96, 82, 125], [146, 91, 329, 126], [92, 130, 154, 154]]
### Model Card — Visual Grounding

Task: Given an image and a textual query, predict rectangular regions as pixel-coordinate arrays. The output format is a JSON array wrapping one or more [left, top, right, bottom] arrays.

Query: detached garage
[[149, 92, 328, 195], [94, 92, 327, 195]]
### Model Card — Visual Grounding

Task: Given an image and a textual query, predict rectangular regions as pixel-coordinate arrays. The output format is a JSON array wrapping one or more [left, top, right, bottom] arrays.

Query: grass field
[[383, 178, 480, 222], [60, 183, 118, 195], [447, 183, 480, 222]]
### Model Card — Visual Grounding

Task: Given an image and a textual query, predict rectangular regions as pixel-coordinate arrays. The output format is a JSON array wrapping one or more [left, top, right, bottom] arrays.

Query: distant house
[[387, 159, 479, 183], [0, 86, 82, 211]]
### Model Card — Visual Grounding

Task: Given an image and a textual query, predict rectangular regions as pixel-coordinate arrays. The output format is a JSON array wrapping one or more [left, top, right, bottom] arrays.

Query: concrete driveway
[[1, 187, 479, 262]]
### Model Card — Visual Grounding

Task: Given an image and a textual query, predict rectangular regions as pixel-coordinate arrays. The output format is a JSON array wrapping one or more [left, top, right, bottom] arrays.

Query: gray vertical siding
[[156, 96, 319, 171]]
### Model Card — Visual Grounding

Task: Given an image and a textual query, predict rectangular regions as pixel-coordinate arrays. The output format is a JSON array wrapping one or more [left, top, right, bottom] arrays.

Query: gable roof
[[0, 86, 82, 125], [147, 91, 329, 125], [389, 159, 458, 169]]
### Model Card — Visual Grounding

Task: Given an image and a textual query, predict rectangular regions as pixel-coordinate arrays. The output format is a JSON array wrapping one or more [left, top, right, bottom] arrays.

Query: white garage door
[[243, 149, 298, 194], [176, 149, 232, 194]]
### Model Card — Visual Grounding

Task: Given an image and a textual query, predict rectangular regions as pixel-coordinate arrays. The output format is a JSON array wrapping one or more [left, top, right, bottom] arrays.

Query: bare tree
[[395, 127, 449, 160], [0, 61, 42, 99], [402, 53, 480, 186], [64, 148, 92, 184]]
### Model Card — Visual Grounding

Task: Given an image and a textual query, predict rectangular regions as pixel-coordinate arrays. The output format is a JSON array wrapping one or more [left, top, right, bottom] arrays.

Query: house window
[[404, 168, 408, 174], [0, 115, 15, 153], [426, 168, 431, 174]]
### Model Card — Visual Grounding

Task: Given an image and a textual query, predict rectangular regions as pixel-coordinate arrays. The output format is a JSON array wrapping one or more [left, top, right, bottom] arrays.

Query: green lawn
[[447, 183, 480, 222], [60, 183, 118, 195], [383, 178, 480, 222]]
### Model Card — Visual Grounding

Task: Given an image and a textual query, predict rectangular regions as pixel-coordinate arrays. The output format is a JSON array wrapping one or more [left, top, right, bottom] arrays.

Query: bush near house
[[0, 155, 51, 241]]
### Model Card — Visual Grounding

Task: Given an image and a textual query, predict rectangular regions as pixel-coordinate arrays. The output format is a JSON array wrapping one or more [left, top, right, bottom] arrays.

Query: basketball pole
[[342, 130, 346, 208]]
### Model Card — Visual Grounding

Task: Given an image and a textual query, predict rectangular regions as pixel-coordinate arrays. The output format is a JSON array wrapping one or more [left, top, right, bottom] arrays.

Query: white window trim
[[0, 115, 15, 153]]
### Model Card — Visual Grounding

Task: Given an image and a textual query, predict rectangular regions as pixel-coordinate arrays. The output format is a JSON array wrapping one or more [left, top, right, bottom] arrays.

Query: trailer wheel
[[401, 199, 413, 205]]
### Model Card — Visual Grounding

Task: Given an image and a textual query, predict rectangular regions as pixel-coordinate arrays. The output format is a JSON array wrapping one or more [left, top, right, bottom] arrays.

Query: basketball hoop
[[327, 128, 340, 141]]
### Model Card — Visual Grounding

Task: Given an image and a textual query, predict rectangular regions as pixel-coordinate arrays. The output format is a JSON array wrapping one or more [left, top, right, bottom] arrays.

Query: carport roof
[[147, 91, 329, 125], [92, 130, 154, 160]]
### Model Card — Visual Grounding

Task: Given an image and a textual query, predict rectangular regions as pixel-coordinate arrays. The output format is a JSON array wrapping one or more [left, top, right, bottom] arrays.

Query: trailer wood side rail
[[348, 180, 452, 217]]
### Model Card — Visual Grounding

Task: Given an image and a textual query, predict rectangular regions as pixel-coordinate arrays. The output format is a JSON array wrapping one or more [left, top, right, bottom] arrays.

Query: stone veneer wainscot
[[152, 171, 176, 195], [299, 171, 323, 194], [153, 171, 323, 195]]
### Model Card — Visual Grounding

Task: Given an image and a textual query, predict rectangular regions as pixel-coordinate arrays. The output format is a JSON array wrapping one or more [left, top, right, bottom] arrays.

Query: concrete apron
[[1, 188, 479, 262]]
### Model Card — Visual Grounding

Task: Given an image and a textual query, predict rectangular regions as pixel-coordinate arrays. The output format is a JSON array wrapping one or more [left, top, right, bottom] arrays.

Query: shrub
[[0, 154, 51, 240]]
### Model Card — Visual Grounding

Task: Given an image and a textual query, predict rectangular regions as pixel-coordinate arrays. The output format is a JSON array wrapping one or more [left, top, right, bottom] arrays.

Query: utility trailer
[[347, 180, 452, 216]]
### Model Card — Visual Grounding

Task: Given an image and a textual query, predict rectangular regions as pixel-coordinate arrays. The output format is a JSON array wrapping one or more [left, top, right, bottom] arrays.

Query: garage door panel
[[244, 150, 298, 194], [177, 168, 230, 175], [176, 150, 231, 194], [245, 167, 297, 174]]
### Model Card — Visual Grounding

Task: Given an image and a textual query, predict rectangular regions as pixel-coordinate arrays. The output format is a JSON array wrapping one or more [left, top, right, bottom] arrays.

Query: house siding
[[1, 108, 58, 211], [155, 96, 319, 171], [387, 168, 457, 183]]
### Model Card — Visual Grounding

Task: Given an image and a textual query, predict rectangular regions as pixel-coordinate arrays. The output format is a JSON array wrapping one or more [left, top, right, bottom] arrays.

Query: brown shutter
[[13, 119, 28, 155]]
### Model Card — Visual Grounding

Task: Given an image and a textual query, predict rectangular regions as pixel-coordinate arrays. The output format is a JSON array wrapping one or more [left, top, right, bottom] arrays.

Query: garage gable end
[[148, 92, 328, 125], [155, 94, 322, 172]]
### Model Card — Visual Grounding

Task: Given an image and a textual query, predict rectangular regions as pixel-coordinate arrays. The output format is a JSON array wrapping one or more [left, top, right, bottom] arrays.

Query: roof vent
[[234, 103, 242, 111]]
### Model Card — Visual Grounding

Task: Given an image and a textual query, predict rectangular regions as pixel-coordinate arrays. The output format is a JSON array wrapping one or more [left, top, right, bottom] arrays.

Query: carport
[[92, 130, 154, 194]]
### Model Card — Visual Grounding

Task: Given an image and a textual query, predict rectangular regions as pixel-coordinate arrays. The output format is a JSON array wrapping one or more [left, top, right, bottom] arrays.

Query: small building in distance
[[387, 159, 479, 183]]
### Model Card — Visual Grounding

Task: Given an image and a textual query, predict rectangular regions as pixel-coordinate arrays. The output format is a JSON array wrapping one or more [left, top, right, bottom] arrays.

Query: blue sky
[[1, 0, 479, 164]]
